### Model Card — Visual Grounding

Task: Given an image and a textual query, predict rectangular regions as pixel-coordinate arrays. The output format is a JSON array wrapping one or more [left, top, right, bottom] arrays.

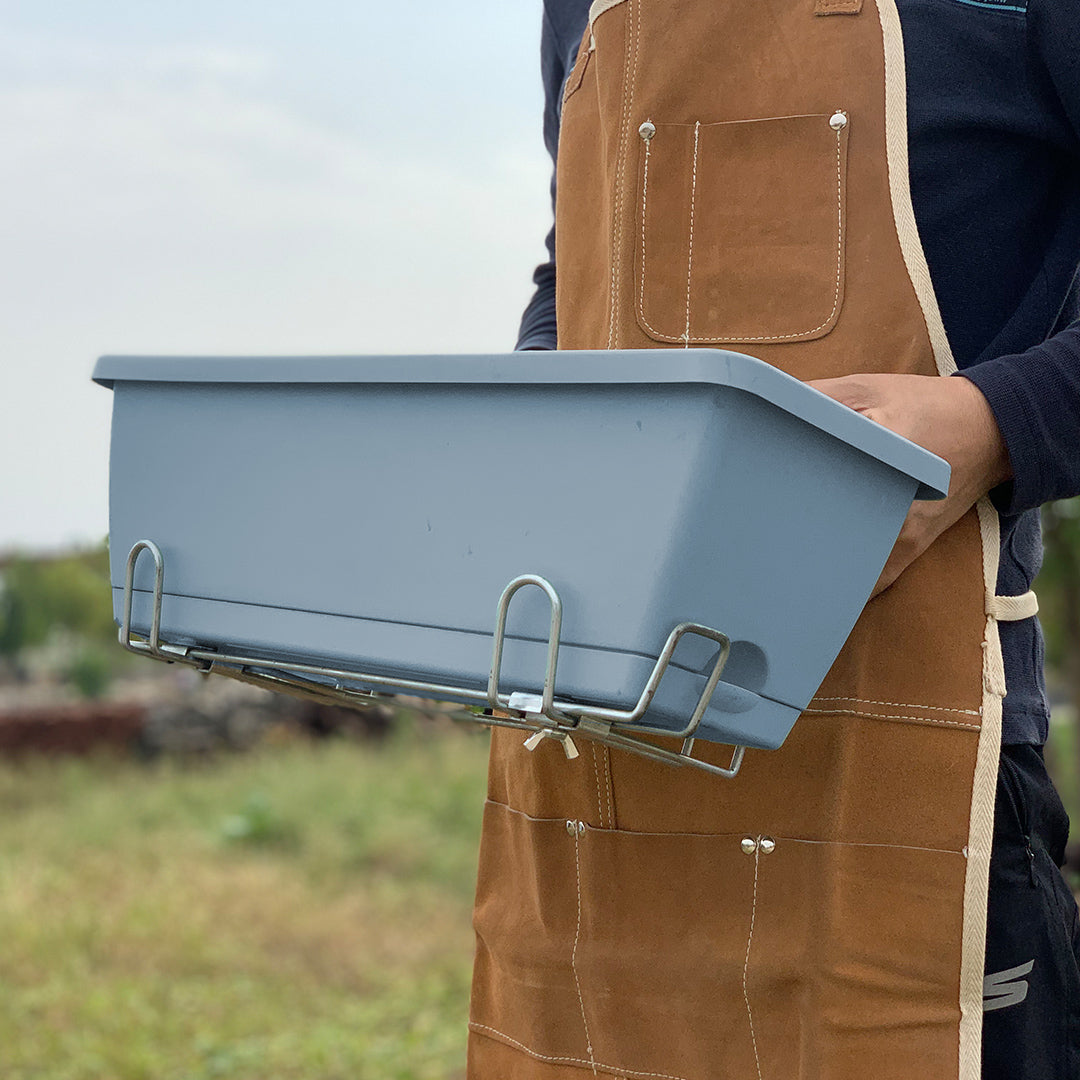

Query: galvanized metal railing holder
[[120, 540, 746, 779]]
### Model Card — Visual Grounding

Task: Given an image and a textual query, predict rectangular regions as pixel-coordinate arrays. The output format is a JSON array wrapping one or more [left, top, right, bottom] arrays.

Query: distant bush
[[1042, 497, 1080, 716], [66, 648, 112, 700], [0, 544, 114, 659]]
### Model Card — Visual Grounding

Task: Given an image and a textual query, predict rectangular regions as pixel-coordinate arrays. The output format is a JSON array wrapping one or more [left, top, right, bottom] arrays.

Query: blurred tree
[[66, 648, 113, 700], [1041, 497, 1080, 717], [0, 558, 50, 659], [0, 544, 115, 661]]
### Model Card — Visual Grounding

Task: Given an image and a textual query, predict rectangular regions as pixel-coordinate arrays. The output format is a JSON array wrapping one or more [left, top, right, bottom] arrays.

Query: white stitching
[[638, 120, 846, 343], [783, 836, 966, 856], [683, 120, 701, 346], [636, 112, 837, 128], [802, 706, 982, 730], [603, 748, 615, 830], [482, 800, 969, 853], [469, 1022, 694, 1080], [742, 846, 764, 1080], [811, 695, 980, 716], [605, 6, 631, 349], [591, 744, 606, 828], [483, 799, 572, 825], [606, 0, 639, 350], [571, 827, 598, 1074], [638, 136, 653, 337], [628, 0, 641, 343]]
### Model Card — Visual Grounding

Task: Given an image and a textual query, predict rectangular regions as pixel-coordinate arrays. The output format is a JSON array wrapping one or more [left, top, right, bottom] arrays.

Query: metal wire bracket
[[119, 542, 746, 779]]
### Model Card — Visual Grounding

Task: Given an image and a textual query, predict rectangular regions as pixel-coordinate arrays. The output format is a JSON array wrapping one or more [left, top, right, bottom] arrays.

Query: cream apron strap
[[588, 0, 626, 30], [814, 0, 864, 15], [987, 590, 1039, 622]]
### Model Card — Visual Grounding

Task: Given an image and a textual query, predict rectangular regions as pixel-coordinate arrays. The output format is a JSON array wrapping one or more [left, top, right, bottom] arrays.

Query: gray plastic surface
[[97, 349, 949, 750]]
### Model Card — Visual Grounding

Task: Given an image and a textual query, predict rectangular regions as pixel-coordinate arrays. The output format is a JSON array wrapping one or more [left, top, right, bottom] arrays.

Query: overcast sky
[[0, 1, 552, 552]]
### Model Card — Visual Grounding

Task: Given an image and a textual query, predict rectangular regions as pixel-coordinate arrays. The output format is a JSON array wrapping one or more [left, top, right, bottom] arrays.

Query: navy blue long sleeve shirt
[[518, 0, 1080, 744]]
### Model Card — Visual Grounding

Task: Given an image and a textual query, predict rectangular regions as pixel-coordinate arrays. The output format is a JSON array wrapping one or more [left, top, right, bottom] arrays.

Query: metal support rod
[[548, 621, 732, 739], [488, 575, 564, 716], [118, 540, 748, 779], [121, 540, 165, 656]]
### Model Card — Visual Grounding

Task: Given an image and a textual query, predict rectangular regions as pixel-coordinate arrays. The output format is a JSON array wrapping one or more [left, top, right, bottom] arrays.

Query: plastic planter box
[[94, 350, 949, 751]]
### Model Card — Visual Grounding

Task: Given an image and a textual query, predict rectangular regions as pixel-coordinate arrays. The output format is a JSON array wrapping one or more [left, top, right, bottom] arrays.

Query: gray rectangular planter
[[94, 350, 948, 752]]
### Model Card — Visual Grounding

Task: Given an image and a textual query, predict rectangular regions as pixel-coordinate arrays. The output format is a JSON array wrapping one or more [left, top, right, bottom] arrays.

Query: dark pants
[[983, 743, 1080, 1079]]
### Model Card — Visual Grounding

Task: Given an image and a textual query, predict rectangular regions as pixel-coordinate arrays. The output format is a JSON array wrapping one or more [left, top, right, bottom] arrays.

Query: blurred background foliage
[[0, 538, 489, 1079], [1041, 497, 1080, 710], [0, 546, 115, 665], [1039, 497, 1080, 840]]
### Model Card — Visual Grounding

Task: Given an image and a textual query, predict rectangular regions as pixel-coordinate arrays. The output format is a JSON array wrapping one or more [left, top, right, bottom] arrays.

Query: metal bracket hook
[[488, 575, 565, 719], [121, 539, 165, 656], [117, 542, 749, 780]]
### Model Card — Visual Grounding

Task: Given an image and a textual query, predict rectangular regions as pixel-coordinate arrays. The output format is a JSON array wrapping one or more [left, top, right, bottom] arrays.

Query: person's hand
[[807, 373, 1013, 597]]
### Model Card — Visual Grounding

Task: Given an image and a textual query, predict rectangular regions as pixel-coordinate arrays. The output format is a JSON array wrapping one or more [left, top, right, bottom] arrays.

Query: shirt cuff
[[957, 358, 1046, 515]]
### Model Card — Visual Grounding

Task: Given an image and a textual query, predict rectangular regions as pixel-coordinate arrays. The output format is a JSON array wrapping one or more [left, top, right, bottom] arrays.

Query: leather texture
[[468, 1, 999, 1076]]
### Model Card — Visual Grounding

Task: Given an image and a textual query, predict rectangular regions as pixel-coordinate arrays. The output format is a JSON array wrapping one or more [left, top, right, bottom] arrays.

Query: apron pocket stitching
[[483, 799, 969, 851], [802, 706, 982, 730], [484, 796, 575, 825], [742, 846, 765, 1080], [571, 827, 597, 1068], [637, 136, 664, 339], [606, 0, 640, 350], [591, 744, 607, 828], [469, 1022, 696, 1080], [810, 695, 981, 716], [781, 835, 966, 856], [602, 748, 616, 829], [637, 117, 847, 343], [683, 120, 702, 344]]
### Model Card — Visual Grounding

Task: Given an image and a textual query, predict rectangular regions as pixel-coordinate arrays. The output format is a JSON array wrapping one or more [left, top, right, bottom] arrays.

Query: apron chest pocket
[[634, 112, 850, 345]]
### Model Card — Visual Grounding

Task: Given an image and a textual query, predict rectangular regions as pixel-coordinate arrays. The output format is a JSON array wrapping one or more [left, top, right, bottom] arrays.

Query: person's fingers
[[807, 375, 877, 411], [872, 530, 913, 598], [870, 488, 974, 598], [809, 372, 1011, 600], [871, 527, 925, 598]]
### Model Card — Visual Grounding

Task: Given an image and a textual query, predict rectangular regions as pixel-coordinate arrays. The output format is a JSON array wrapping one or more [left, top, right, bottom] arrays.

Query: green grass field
[[0, 724, 490, 1080], [3, 712, 1077, 1079]]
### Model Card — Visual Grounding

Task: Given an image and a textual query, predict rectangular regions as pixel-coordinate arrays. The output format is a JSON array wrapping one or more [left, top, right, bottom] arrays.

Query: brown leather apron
[[468, 1, 1013, 1076]]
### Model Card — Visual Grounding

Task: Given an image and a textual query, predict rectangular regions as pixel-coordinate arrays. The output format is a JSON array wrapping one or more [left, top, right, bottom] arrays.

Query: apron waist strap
[[987, 590, 1039, 622]]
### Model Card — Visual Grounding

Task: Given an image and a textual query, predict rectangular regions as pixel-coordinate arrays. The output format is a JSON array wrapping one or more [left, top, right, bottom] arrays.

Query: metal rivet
[[760, 837, 776, 855], [638, 121, 656, 142], [566, 820, 577, 835], [740, 837, 758, 855], [829, 111, 848, 131], [577, 821, 586, 835]]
